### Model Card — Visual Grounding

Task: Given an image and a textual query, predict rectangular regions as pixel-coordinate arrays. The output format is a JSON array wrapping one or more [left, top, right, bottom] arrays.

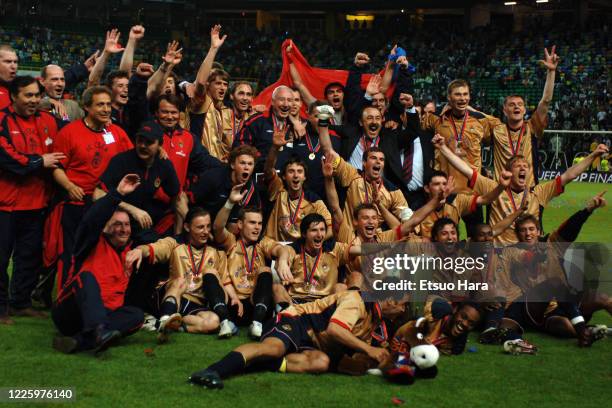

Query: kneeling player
[[189, 290, 408, 389]]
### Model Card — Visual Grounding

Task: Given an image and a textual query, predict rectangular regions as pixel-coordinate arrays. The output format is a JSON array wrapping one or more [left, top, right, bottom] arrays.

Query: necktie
[[402, 143, 414, 183]]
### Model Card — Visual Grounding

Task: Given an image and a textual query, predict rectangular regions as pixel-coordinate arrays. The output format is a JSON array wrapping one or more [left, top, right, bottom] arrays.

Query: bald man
[[0, 44, 18, 110], [39, 64, 84, 122], [233, 85, 294, 172]]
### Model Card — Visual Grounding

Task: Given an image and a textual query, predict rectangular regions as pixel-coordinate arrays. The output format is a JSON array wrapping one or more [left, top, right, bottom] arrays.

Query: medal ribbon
[[287, 190, 304, 225], [304, 132, 320, 154], [301, 247, 322, 285], [449, 111, 469, 145], [506, 124, 525, 156], [187, 244, 206, 278], [371, 302, 388, 345], [505, 188, 527, 212], [272, 113, 287, 132], [239, 240, 257, 275], [231, 109, 244, 137], [240, 181, 255, 206]]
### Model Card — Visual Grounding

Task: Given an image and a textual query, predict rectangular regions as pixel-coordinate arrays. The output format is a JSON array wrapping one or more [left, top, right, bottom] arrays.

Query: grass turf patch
[[0, 182, 610, 407]]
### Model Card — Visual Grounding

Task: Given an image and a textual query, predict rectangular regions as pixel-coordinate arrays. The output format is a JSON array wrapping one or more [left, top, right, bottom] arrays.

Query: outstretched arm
[[119, 25, 145, 76], [213, 184, 246, 244], [476, 170, 512, 206], [561, 144, 609, 186], [287, 43, 316, 106], [194, 25, 226, 99], [322, 156, 343, 233], [263, 128, 287, 181], [88, 28, 124, 87], [147, 40, 183, 100], [431, 133, 474, 178], [491, 199, 528, 237], [534, 46, 559, 124]]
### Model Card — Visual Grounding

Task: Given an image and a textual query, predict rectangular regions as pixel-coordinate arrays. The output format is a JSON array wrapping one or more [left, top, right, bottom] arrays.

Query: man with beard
[[214, 187, 291, 339], [94, 121, 181, 244], [187, 25, 233, 162], [234, 85, 294, 172], [263, 128, 331, 242], [0, 76, 64, 324], [39, 64, 84, 122], [189, 291, 407, 389], [50, 86, 133, 289], [478, 195, 608, 353], [52, 174, 144, 354], [0, 45, 18, 110], [187, 145, 261, 228], [433, 134, 609, 243], [125, 207, 236, 340]]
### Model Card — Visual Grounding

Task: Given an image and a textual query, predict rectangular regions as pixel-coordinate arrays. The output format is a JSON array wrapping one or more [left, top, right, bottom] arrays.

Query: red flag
[[253, 39, 393, 110]]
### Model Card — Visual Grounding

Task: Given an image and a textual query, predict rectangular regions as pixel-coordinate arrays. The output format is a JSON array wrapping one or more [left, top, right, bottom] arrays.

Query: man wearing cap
[[93, 120, 182, 245]]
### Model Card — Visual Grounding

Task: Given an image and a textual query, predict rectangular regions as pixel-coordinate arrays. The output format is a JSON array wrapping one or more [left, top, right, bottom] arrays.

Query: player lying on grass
[[189, 269, 401, 388], [125, 207, 236, 341], [478, 192, 609, 354]]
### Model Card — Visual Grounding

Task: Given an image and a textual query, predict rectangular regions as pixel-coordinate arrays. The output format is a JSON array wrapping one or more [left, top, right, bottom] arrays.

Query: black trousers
[[59, 203, 88, 288], [52, 271, 143, 349], [0, 209, 45, 313]]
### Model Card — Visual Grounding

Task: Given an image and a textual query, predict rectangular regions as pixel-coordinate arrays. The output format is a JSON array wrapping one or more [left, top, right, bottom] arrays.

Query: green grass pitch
[[0, 182, 610, 408]]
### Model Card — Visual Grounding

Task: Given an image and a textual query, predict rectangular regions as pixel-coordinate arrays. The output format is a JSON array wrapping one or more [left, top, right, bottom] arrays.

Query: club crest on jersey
[[154, 177, 161, 188], [281, 324, 292, 332]]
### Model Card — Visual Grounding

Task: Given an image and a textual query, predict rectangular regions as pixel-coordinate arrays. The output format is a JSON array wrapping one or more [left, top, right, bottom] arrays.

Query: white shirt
[[349, 142, 365, 171]]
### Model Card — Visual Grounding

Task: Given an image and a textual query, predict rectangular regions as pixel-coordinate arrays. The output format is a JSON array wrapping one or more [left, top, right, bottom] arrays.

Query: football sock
[[208, 351, 246, 378], [203, 273, 229, 321], [245, 357, 285, 374], [252, 272, 273, 322], [160, 296, 178, 316]]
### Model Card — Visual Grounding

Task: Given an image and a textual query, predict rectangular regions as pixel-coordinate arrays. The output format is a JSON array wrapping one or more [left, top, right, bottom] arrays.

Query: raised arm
[[119, 25, 145, 76], [322, 156, 343, 232], [263, 128, 287, 181], [88, 28, 125, 87], [431, 133, 474, 178], [287, 43, 316, 106], [316, 107, 337, 155], [560, 144, 609, 186], [147, 40, 183, 100], [491, 199, 528, 237], [534, 46, 559, 124], [194, 25, 226, 99], [213, 184, 246, 244], [476, 170, 512, 206], [379, 45, 397, 94]]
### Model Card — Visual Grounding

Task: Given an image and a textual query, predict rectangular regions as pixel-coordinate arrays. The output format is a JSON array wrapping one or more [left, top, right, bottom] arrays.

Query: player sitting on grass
[[125, 207, 237, 341], [52, 174, 144, 355], [189, 290, 408, 389], [479, 192, 609, 354]]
